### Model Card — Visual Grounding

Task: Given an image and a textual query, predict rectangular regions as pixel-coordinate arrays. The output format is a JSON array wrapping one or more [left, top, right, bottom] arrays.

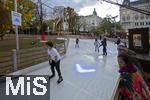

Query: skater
[[101, 37, 107, 55], [94, 38, 100, 52], [75, 38, 79, 48], [46, 41, 63, 84], [99, 35, 102, 40], [115, 37, 121, 45]]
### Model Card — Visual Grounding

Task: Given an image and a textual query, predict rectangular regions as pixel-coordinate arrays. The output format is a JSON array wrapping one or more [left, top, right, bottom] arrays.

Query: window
[[92, 20, 95, 25], [135, 22, 139, 26], [146, 16, 149, 20], [146, 22, 148, 25], [127, 16, 130, 20], [135, 15, 138, 20], [140, 15, 144, 20], [140, 22, 145, 26], [140, 22, 142, 25], [122, 16, 125, 21], [133, 34, 142, 47]]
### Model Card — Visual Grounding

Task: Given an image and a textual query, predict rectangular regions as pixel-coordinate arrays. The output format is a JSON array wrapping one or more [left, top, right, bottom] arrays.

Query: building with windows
[[120, 0, 150, 32], [79, 8, 102, 32]]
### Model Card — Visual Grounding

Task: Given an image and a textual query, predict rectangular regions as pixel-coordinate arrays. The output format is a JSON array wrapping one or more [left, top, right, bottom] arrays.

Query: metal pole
[[14, 0, 19, 50], [12, 49, 17, 71], [112, 16, 118, 36], [114, 19, 116, 36]]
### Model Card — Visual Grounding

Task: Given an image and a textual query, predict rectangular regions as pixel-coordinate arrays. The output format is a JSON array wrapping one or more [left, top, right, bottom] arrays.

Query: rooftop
[[130, 0, 150, 5]]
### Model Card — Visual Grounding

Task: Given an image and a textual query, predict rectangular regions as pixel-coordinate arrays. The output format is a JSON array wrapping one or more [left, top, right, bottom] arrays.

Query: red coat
[[41, 32, 46, 41], [119, 64, 150, 100]]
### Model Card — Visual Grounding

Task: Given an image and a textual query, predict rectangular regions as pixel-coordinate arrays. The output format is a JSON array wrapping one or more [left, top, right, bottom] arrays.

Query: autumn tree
[[0, 0, 12, 40], [64, 7, 78, 34], [0, 0, 36, 40], [17, 0, 36, 28], [90, 16, 123, 37]]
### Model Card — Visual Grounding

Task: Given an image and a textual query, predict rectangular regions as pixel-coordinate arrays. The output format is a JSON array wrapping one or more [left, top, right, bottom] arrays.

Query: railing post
[[12, 49, 17, 71], [64, 41, 66, 53], [64, 38, 69, 52]]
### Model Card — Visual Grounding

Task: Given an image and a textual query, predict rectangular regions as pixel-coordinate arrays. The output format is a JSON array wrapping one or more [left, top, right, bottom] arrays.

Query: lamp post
[[112, 15, 118, 36], [14, 0, 19, 50]]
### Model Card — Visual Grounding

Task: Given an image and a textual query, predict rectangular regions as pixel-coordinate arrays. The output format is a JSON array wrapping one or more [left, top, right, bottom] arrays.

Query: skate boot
[[57, 76, 63, 84]]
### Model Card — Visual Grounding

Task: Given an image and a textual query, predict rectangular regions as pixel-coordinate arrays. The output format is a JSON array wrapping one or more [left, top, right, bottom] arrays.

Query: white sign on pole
[[11, 11, 22, 26]]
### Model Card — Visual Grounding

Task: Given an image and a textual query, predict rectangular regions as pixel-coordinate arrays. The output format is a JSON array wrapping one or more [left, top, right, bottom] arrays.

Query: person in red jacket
[[41, 32, 46, 41], [118, 54, 150, 100]]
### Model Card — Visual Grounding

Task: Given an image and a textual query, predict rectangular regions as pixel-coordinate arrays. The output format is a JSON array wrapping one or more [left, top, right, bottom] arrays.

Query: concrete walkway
[[25, 38, 119, 100]]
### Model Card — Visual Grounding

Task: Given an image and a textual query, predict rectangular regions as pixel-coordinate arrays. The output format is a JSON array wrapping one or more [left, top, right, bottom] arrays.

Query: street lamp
[[14, 0, 19, 51], [112, 15, 118, 36]]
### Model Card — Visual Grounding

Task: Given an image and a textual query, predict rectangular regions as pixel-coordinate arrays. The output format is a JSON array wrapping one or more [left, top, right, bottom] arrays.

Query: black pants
[[103, 46, 107, 55], [49, 60, 62, 77]]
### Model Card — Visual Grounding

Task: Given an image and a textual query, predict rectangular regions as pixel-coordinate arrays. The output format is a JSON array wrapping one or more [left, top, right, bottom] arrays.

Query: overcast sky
[[40, 0, 137, 21]]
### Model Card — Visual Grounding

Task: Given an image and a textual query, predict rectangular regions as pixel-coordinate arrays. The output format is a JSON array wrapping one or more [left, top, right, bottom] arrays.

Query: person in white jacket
[[94, 38, 100, 52], [46, 41, 63, 84]]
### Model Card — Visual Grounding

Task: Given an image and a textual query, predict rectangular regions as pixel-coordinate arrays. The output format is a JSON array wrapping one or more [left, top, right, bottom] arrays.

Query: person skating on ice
[[100, 37, 107, 55], [94, 38, 100, 52], [75, 38, 79, 48], [46, 41, 63, 84], [115, 37, 121, 45]]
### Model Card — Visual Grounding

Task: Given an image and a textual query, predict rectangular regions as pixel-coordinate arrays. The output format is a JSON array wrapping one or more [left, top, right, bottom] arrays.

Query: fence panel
[[0, 42, 66, 75]]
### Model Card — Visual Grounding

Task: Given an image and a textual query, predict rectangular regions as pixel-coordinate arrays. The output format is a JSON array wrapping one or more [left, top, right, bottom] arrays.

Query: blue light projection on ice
[[75, 64, 96, 73]]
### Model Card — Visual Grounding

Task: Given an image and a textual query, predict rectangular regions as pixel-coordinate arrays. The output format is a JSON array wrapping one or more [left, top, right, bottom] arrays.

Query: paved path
[[26, 38, 119, 100]]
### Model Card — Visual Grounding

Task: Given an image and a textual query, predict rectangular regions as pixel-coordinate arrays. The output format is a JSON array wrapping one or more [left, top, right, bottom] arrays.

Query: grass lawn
[[0, 38, 64, 52]]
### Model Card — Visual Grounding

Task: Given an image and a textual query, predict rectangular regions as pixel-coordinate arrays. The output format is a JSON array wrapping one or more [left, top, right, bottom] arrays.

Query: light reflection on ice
[[98, 55, 103, 59], [76, 64, 96, 73]]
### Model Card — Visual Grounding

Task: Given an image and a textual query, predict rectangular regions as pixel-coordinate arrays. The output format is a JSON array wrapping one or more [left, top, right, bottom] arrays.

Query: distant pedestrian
[[94, 38, 100, 52], [99, 35, 102, 40], [46, 41, 63, 84], [75, 38, 79, 48], [115, 37, 121, 45], [100, 37, 107, 55]]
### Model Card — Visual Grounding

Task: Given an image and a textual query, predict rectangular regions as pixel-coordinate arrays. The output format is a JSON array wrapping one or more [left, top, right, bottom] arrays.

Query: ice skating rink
[[27, 38, 120, 100]]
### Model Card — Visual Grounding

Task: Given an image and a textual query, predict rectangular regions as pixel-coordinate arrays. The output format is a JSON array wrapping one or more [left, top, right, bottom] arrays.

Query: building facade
[[120, 0, 150, 32], [79, 8, 102, 32]]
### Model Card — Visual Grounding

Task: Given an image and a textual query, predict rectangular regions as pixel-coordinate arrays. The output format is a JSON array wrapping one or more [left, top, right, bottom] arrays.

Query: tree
[[0, 0, 36, 40], [89, 17, 113, 36], [99, 17, 113, 34], [64, 7, 78, 34], [0, 1, 11, 40], [90, 16, 123, 37], [47, 19, 55, 30], [17, 0, 36, 28], [34, 0, 48, 33], [76, 16, 87, 34]]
